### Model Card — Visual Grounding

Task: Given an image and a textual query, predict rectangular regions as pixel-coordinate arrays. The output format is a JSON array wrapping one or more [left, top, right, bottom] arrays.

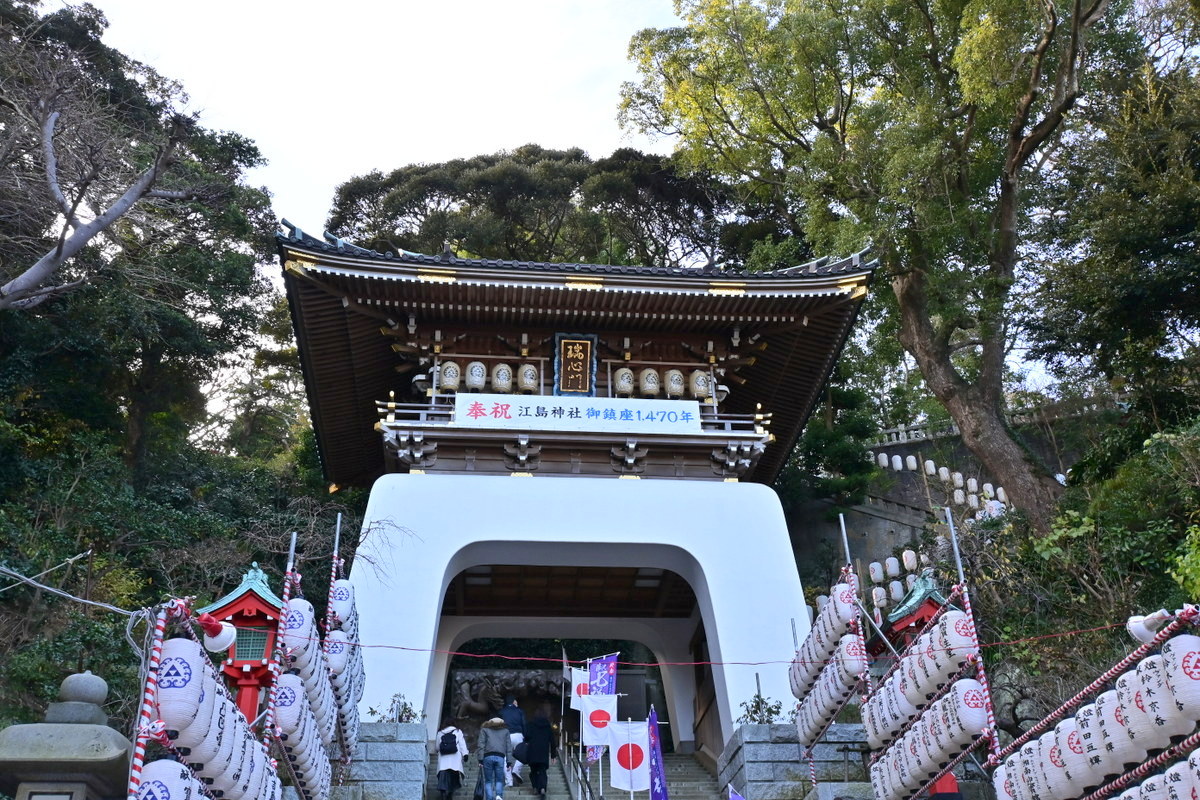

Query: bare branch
[[40, 111, 80, 228]]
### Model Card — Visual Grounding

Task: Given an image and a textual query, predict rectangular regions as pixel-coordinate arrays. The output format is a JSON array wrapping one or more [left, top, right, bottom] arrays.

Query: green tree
[[326, 145, 774, 268], [621, 0, 1140, 531], [0, 3, 267, 310]]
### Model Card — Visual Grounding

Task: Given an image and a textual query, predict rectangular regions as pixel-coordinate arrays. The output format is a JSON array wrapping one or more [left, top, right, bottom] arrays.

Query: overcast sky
[[87, 0, 681, 237]]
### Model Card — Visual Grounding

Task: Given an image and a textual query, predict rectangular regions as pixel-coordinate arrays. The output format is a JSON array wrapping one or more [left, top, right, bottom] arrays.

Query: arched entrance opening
[[353, 472, 805, 761], [439, 637, 671, 754]]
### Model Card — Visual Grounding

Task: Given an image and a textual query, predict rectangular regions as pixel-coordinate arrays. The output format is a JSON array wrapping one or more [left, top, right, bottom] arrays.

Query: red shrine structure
[[198, 563, 285, 722]]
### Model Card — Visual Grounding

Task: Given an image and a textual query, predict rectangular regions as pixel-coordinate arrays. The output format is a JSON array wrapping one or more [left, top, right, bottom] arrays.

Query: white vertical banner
[[608, 720, 650, 792], [580, 695, 619, 746], [570, 667, 590, 710]]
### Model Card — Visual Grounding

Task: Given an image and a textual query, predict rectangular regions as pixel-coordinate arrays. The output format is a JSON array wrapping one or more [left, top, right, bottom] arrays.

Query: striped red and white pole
[[127, 603, 171, 800], [1081, 727, 1200, 800], [957, 585, 1000, 762], [261, 569, 297, 749], [806, 747, 818, 794]]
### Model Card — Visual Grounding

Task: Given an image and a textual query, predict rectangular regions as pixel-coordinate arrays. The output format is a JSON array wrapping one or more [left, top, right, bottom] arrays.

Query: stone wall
[[716, 723, 868, 800], [254, 723, 432, 800]]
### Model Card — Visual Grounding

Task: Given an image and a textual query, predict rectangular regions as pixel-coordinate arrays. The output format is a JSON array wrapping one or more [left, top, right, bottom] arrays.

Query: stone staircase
[[424, 751, 720, 800]]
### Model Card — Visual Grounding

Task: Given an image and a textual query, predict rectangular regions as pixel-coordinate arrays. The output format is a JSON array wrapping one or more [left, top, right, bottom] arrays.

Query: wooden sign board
[[554, 333, 597, 396]]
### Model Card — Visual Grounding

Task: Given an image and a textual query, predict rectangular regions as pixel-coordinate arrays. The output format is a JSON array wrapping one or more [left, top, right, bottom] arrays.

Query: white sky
[[87, 0, 681, 236]]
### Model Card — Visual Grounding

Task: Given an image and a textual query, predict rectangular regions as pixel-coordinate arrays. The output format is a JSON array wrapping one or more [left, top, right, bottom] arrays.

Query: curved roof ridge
[[276, 224, 876, 279]]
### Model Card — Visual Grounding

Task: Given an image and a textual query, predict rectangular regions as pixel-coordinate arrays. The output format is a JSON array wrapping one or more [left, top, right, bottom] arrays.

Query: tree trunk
[[941, 387, 1064, 534], [892, 268, 1063, 532]]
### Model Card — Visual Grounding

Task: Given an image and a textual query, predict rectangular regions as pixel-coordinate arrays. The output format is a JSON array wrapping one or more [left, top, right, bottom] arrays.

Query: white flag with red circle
[[570, 667, 590, 710], [608, 720, 650, 792], [580, 695, 618, 746]]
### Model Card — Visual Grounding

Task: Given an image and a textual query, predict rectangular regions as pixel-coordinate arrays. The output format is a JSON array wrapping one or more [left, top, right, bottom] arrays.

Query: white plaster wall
[[352, 473, 809, 747]]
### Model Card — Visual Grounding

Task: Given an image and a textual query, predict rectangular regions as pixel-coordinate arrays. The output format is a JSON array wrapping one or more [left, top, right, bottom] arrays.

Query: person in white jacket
[[435, 718, 470, 800]]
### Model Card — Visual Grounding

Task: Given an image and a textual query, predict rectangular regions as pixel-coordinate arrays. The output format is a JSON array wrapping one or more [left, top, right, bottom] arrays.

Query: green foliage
[[0, 2, 355, 728], [326, 145, 793, 269], [367, 693, 425, 724], [775, 361, 881, 516], [735, 691, 782, 724]]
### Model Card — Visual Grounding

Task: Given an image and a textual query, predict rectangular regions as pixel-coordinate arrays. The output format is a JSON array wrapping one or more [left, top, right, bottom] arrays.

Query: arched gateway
[[279, 225, 874, 759]]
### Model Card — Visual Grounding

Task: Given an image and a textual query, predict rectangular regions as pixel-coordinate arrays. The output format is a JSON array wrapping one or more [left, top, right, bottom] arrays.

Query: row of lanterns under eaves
[[434, 360, 717, 400]]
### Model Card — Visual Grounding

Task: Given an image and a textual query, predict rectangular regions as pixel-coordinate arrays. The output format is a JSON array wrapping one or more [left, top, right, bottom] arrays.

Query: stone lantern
[[0, 671, 130, 800]]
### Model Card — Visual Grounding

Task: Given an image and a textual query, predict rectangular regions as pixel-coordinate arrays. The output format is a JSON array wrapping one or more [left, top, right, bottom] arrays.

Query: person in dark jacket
[[498, 695, 526, 786], [523, 710, 558, 799]]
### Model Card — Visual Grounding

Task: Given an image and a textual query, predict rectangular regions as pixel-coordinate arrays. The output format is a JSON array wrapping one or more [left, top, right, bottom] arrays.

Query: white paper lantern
[[993, 763, 1016, 800], [1038, 727, 1072, 800], [829, 583, 858, 626], [902, 550, 919, 572], [1140, 773, 1170, 800], [889, 580, 905, 602], [997, 486, 1008, 503], [1053, 717, 1087, 795], [925, 459, 937, 476], [891, 455, 903, 471], [878, 453, 889, 468], [464, 361, 487, 392], [517, 363, 539, 394], [906, 455, 918, 471], [938, 466, 951, 482], [1073, 701, 1112, 787], [1140, 655, 1194, 739], [330, 579, 356, 626], [136, 758, 204, 800], [1162, 633, 1200, 722], [953, 488, 966, 505], [157, 638, 207, 732], [869, 561, 885, 583], [983, 482, 995, 498], [1095, 688, 1145, 772], [885, 557, 900, 578], [872, 586, 888, 609], [490, 363, 513, 393], [836, 634, 867, 682], [1163, 762, 1195, 800], [439, 360, 461, 392], [638, 368, 661, 397], [966, 477, 978, 493]]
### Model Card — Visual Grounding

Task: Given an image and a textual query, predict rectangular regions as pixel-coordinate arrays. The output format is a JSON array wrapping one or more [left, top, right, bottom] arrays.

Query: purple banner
[[649, 706, 669, 800], [586, 653, 619, 763]]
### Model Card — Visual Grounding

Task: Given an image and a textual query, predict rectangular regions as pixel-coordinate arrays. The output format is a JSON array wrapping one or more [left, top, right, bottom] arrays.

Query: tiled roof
[[276, 221, 874, 280]]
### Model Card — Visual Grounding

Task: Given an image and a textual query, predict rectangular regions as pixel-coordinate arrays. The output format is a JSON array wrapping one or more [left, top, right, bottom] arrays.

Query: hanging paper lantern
[[868, 561, 885, 583], [1163, 761, 1195, 800], [1095, 689, 1145, 774], [1161, 634, 1200, 722], [136, 758, 205, 800], [157, 638, 207, 733]]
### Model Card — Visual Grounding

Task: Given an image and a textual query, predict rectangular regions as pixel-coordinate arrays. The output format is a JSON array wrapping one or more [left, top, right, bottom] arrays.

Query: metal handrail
[[559, 737, 598, 800]]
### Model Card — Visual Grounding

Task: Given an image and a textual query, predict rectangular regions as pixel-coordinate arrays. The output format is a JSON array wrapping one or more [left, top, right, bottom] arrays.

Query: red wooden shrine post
[[197, 562, 284, 723]]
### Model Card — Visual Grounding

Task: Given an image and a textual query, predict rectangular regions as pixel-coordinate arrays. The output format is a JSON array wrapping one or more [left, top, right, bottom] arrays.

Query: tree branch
[[1, 131, 185, 311], [40, 111, 80, 228]]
